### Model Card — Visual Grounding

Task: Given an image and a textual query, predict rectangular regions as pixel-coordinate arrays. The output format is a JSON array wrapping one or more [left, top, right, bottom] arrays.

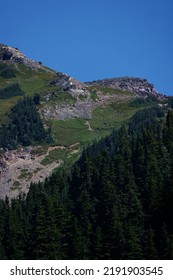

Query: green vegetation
[[41, 149, 64, 165], [0, 63, 56, 124], [18, 169, 32, 180], [129, 96, 159, 107], [41, 145, 81, 168], [0, 83, 24, 99], [11, 180, 21, 190], [47, 91, 76, 106], [1, 49, 172, 261], [90, 90, 98, 101], [0, 63, 16, 78], [31, 145, 49, 156], [78, 94, 87, 101], [1, 107, 173, 260], [16, 65, 56, 96], [91, 101, 139, 131], [90, 85, 133, 95], [51, 118, 96, 146], [0, 96, 52, 149], [50, 101, 150, 148]]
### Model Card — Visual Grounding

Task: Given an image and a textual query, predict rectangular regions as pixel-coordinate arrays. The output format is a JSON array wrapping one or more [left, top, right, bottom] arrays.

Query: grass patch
[[31, 145, 48, 156], [51, 101, 139, 147], [90, 91, 98, 101], [89, 85, 133, 96], [33, 167, 42, 174], [41, 148, 65, 166], [91, 101, 139, 132], [51, 118, 97, 146], [41, 145, 81, 168], [78, 94, 87, 101], [11, 180, 21, 190], [0, 64, 56, 125], [47, 91, 76, 106], [18, 169, 32, 180]]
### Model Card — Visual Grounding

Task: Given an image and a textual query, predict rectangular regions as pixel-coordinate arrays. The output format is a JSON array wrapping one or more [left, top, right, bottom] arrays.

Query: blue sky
[[1, 0, 173, 95]]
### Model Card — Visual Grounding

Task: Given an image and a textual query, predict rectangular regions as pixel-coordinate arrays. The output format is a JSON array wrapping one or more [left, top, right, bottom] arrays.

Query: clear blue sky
[[1, 0, 173, 95]]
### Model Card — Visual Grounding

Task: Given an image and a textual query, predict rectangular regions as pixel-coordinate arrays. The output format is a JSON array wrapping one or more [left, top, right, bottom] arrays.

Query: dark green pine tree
[[0, 200, 6, 259], [164, 109, 173, 152], [70, 151, 97, 259], [2, 199, 25, 259], [143, 227, 158, 259], [95, 151, 122, 259], [45, 171, 73, 259], [27, 189, 60, 259], [114, 127, 144, 259], [158, 223, 173, 260], [163, 110, 173, 233]]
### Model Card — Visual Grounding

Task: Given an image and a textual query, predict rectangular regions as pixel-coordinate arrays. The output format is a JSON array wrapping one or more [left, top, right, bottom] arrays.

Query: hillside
[[1, 106, 173, 260], [0, 44, 169, 198]]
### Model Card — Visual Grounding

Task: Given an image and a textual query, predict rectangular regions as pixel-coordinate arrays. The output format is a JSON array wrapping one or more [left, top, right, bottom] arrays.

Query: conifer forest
[[0, 106, 173, 260]]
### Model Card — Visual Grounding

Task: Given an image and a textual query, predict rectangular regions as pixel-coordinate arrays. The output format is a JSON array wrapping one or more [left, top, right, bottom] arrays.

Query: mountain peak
[[0, 43, 44, 70]]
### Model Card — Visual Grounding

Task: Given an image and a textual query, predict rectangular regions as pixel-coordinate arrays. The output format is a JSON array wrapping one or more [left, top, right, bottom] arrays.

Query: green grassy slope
[[0, 61, 56, 124], [0, 59, 163, 174]]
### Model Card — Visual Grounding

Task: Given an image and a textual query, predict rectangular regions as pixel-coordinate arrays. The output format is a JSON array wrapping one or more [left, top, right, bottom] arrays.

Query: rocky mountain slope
[[0, 43, 45, 70], [86, 77, 165, 98], [0, 44, 168, 198]]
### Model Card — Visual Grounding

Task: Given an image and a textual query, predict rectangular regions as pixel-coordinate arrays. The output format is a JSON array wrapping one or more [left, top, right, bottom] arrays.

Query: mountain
[[0, 44, 169, 198], [0, 105, 173, 260], [0, 44, 173, 261], [86, 76, 162, 98], [0, 43, 45, 70]]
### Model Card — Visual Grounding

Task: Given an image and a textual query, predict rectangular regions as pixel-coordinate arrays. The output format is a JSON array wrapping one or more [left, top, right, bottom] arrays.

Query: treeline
[[0, 106, 173, 259], [0, 96, 52, 149]]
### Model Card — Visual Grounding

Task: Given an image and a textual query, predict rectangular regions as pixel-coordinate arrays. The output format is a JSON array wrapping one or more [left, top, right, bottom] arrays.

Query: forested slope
[[0, 106, 173, 260], [0, 96, 52, 149]]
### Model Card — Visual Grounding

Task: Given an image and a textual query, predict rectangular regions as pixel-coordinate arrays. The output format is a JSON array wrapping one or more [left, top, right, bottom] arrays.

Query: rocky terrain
[[0, 43, 168, 199], [40, 88, 133, 120], [86, 77, 165, 99], [40, 74, 166, 121], [0, 147, 60, 199], [0, 43, 45, 70], [0, 143, 81, 199], [50, 72, 88, 95]]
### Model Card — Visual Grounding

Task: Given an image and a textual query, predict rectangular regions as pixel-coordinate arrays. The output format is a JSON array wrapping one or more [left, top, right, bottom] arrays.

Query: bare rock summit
[[0, 43, 44, 70]]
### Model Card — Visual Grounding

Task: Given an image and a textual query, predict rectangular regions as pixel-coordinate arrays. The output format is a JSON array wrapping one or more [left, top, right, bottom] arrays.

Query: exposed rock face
[[0, 147, 62, 199], [40, 89, 133, 121], [50, 72, 89, 95], [0, 44, 44, 70], [85, 77, 161, 97]]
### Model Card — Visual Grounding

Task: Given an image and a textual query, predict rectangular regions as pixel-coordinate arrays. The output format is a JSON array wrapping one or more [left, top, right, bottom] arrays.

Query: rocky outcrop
[[0, 147, 62, 199], [50, 72, 89, 96], [0, 44, 44, 70], [40, 89, 133, 121], [85, 77, 163, 98]]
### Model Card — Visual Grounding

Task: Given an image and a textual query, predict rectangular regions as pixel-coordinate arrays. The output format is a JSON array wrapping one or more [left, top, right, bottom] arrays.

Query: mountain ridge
[[0, 43, 166, 98], [0, 43, 170, 198], [0, 43, 46, 70]]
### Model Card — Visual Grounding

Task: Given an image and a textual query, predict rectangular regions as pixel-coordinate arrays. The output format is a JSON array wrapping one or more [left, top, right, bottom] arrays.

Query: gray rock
[[0, 44, 45, 70], [85, 77, 164, 98]]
